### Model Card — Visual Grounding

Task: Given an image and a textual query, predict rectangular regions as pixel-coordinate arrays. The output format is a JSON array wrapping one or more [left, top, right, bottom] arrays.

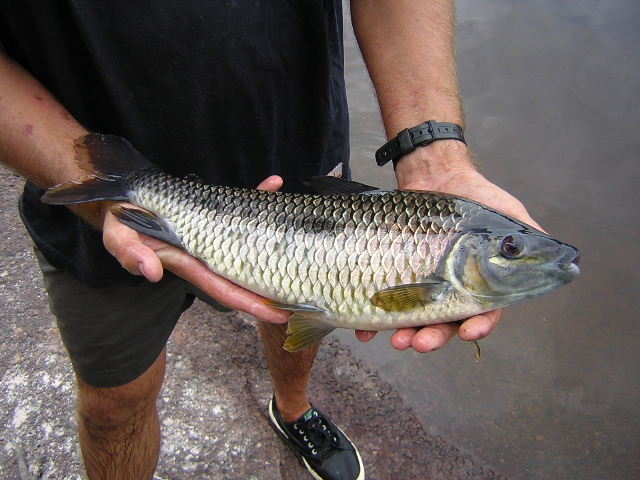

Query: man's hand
[[356, 141, 543, 353], [101, 175, 289, 324]]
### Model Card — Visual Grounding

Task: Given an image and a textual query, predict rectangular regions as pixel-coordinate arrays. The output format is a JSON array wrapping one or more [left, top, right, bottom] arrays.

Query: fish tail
[[41, 133, 153, 205]]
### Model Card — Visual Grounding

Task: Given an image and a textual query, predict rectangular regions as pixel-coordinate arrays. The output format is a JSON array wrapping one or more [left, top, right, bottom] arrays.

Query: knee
[[78, 379, 160, 433], [77, 357, 165, 432]]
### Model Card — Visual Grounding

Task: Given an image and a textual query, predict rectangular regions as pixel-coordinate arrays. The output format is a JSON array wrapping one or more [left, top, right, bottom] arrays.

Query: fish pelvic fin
[[111, 206, 184, 249], [263, 299, 325, 312], [41, 133, 153, 205], [283, 311, 335, 352]]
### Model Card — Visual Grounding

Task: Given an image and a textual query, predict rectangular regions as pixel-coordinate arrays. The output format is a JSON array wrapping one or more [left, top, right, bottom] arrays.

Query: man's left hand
[[355, 140, 543, 353]]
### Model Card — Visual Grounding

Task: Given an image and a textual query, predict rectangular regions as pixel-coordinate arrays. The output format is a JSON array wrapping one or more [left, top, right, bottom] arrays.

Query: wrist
[[394, 139, 476, 190], [69, 200, 117, 230]]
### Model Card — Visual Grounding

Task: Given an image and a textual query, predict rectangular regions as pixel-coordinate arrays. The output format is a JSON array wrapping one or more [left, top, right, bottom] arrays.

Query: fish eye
[[500, 234, 525, 259]]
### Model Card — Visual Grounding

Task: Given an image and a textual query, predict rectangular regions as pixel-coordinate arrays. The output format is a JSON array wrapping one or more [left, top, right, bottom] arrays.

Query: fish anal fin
[[370, 281, 451, 312], [110, 206, 184, 249], [283, 311, 335, 352]]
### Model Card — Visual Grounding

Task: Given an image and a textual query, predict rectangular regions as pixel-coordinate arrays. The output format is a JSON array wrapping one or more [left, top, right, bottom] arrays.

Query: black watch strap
[[375, 120, 466, 167]]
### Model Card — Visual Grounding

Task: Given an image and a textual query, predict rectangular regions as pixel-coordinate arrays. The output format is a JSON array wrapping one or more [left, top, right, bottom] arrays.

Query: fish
[[42, 133, 580, 352]]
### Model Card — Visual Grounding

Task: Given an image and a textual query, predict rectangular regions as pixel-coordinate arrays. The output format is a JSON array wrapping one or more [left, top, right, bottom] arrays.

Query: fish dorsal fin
[[370, 281, 451, 312], [283, 310, 335, 352], [110, 206, 184, 249], [300, 176, 380, 195]]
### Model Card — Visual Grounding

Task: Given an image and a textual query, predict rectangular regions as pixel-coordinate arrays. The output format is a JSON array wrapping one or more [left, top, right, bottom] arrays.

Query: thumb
[[257, 175, 283, 192]]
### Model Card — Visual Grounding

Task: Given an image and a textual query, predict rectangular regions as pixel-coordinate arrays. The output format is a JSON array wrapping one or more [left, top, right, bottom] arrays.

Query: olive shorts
[[35, 248, 222, 388]]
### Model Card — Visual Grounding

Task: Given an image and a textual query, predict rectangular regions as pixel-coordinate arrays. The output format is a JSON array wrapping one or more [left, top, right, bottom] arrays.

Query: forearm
[[0, 51, 107, 226], [351, 0, 474, 186]]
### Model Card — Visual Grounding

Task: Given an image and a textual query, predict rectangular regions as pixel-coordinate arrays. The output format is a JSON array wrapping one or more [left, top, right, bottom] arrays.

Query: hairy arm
[[350, 0, 540, 352], [0, 51, 106, 224], [0, 50, 286, 324]]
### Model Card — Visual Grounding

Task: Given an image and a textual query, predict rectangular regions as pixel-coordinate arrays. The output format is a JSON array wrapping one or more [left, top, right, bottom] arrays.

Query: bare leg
[[77, 348, 167, 480], [258, 322, 320, 422]]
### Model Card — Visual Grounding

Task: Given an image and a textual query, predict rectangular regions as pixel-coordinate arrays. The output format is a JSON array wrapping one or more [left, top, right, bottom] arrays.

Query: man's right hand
[[101, 175, 290, 325]]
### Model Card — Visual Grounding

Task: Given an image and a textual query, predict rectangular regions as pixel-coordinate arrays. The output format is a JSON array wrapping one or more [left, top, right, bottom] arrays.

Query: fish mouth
[[557, 263, 580, 287], [559, 249, 580, 276]]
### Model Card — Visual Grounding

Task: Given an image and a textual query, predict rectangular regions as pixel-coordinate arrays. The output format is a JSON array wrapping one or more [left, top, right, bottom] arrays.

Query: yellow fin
[[370, 282, 450, 312], [283, 311, 335, 352]]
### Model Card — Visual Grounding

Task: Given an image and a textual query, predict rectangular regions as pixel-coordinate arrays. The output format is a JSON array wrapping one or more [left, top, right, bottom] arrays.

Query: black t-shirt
[[0, 1, 349, 285]]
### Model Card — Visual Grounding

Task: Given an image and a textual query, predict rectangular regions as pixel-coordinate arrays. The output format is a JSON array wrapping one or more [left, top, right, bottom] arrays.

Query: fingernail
[[138, 262, 146, 277]]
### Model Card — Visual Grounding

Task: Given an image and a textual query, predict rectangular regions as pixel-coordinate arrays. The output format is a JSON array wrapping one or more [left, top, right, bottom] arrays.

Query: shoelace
[[292, 412, 342, 458]]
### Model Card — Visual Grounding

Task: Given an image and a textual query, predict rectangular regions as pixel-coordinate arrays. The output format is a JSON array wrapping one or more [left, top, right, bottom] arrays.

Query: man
[[0, 1, 540, 479]]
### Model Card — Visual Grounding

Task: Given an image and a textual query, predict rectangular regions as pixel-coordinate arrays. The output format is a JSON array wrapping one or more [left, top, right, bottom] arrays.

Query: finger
[[102, 210, 163, 282], [517, 209, 545, 233], [409, 323, 459, 353], [502, 200, 545, 233], [457, 309, 503, 341], [148, 241, 289, 324], [355, 330, 377, 342], [256, 175, 283, 192], [390, 328, 418, 350]]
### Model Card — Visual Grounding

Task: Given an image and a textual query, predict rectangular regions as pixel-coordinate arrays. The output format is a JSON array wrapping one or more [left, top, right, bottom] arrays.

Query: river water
[[339, 1, 640, 479]]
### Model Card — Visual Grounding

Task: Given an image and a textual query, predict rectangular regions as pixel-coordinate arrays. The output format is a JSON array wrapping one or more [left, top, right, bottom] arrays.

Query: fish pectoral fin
[[110, 206, 184, 249], [283, 311, 335, 352], [370, 281, 451, 312]]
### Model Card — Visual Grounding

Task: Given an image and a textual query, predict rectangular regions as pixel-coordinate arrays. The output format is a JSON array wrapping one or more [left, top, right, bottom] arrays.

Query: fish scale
[[127, 170, 471, 329]]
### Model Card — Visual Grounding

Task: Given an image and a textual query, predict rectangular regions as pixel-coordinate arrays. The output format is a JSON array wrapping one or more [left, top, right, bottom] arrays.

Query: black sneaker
[[268, 397, 364, 480]]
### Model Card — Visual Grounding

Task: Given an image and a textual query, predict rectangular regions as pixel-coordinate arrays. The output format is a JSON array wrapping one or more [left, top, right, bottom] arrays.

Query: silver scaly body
[[42, 134, 580, 352], [130, 172, 490, 330], [129, 170, 484, 330]]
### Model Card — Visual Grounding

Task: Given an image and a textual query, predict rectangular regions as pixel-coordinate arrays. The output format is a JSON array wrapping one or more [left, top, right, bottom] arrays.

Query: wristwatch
[[375, 120, 466, 167]]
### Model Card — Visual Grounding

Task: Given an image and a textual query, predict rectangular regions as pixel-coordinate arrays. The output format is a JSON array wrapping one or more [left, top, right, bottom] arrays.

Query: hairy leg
[[258, 322, 320, 422], [77, 348, 167, 480]]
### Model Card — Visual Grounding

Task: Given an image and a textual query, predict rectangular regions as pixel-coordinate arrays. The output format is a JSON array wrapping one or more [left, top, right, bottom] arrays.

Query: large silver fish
[[43, 134, 580, 351]]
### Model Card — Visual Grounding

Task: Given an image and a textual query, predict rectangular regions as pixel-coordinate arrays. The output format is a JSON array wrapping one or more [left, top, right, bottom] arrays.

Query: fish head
[[447, 227, 580, 309]]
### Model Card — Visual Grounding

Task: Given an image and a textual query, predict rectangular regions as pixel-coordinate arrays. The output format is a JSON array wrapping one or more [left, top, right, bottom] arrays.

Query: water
[[339, 1, 640, 478]]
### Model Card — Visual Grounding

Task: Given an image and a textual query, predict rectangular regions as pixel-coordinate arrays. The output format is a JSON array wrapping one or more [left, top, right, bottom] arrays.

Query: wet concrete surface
[[341, 1, 639, 479], [0, 168, 503, 478]]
